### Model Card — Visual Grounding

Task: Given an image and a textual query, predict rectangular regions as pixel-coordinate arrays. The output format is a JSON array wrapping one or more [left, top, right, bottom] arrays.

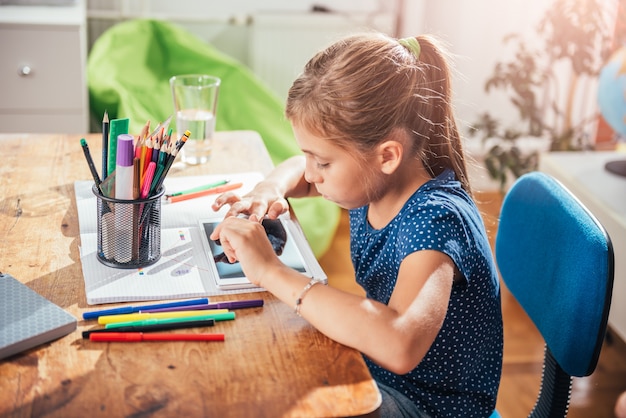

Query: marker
[[132, 157, 141, 259], [80, 138, 103, 193], [114, 133, 135, 263], [82, 318, 215, 338], [114, 134, 135, 197], [82, 297, 209, 320], [167, 182, 244, 204], [141, 299, 263, 313], [104, 312, 236, 329], [98, 309, 230, 325], [89, 332, 225, 342]]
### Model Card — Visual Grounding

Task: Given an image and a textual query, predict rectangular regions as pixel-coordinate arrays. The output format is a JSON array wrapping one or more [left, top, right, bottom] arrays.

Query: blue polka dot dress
[[350, 169, 503, 417]]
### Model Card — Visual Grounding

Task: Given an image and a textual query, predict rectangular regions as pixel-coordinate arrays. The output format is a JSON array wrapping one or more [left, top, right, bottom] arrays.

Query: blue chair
[[491, 172, 614, 417]]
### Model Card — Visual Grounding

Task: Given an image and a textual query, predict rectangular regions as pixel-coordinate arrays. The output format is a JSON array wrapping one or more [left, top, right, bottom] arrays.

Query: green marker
[[104, 312, 236, 329]]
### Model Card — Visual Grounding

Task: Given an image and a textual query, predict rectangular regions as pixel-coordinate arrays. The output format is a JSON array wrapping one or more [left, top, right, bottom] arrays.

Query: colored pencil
[[167, 182, 244, 204]]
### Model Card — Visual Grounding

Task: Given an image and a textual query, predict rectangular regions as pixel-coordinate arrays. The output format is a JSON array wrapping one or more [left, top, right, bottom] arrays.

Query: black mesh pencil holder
[[92, 185, 165, 269]]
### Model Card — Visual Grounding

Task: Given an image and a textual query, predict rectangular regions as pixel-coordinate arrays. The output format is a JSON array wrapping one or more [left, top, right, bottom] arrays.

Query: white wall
[[86, 0, 400, 87], [90, 0, 602, 137], [400, 0, 552, 134], [86, 0, 556, 133], [87, 0, 389, 17], [86, 0, 611, 190], [398, 0, 616, 190]]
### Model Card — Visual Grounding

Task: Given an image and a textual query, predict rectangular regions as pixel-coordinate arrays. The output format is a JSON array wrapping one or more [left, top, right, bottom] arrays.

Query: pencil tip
[[103, 111, 109, 123]]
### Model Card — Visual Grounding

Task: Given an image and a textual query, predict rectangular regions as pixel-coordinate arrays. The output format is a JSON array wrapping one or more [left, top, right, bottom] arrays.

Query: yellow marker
[[98, 309, 229, 325]]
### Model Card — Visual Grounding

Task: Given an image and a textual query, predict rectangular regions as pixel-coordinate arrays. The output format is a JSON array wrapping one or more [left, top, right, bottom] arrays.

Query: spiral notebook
[[0, 272, 77, 360]]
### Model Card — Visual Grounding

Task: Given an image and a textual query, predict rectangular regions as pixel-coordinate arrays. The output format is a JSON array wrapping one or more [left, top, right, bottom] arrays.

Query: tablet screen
[[200, 219, 309, 287]]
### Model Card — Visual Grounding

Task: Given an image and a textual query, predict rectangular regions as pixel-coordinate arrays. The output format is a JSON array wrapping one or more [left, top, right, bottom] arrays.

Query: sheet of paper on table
[[74, 172, 271, 305]]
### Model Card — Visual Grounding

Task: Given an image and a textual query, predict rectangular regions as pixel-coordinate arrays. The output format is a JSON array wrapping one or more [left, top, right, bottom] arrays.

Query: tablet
[[198, 217, 327, 290]]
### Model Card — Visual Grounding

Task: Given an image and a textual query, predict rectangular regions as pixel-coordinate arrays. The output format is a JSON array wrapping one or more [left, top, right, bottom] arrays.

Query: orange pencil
[[141, 136, 154, 183], [135, 120, 150, 161], [140, 120, 150, 140], [134, 135, 143, 160], [167, 182, 243, 204]]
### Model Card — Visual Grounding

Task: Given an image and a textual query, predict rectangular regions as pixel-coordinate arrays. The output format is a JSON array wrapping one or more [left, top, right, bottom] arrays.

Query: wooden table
[[0, 131, 381, 418]]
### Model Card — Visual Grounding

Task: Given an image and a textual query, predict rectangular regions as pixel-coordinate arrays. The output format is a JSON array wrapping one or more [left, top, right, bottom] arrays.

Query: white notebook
[[0, 272, 77, 360], [75, 172, 266, 304], [75, 172, 326, 304]]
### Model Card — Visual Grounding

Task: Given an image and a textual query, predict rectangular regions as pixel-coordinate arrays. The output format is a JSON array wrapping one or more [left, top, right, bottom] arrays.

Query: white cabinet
[[0, 1, 88, 133]]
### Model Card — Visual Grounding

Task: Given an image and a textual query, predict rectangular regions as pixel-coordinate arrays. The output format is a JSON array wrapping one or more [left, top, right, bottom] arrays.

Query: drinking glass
[[170, 74, 221, 165]]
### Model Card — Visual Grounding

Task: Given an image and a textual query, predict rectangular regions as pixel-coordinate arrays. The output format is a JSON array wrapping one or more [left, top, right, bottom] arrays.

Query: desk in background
[[540, 151, 626, 343], [0, 131, 381, 417]]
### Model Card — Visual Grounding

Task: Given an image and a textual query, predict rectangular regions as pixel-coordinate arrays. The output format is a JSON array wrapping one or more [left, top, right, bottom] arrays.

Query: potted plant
[[468, 0, 614, 192]]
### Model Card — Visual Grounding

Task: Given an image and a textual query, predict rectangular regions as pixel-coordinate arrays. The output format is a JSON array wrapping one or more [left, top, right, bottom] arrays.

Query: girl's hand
[[209, 217, 284, 287], [211, 181, 290, 222]]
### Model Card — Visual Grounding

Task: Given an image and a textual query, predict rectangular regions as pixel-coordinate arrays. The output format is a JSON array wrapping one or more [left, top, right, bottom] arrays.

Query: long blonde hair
[[285, 32, 472, 196]]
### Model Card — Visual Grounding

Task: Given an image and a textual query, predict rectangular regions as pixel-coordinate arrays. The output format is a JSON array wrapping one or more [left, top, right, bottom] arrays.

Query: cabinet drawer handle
[[19, 65, 32, 76]]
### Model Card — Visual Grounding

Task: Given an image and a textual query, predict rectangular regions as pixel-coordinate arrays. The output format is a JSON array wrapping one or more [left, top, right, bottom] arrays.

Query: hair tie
[[398, 37, 421, 60]]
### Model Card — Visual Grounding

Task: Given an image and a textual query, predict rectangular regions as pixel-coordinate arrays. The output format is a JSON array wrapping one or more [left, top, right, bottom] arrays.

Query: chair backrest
[[495, 171, 614, 417]]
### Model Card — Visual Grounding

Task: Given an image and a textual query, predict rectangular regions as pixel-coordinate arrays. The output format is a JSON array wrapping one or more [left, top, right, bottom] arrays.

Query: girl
[[210, 33, 503, 417]]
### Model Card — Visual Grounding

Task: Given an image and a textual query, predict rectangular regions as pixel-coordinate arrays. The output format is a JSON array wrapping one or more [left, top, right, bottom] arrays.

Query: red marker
[[89, 332, 225, 342]]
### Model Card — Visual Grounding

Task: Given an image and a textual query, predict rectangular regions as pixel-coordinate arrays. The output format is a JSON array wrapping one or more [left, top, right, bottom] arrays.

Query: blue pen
[[82, 298, 209, 320]]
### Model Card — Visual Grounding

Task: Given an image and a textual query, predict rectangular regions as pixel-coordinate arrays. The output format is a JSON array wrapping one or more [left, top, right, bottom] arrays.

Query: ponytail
[[414, 35, 472, 195]]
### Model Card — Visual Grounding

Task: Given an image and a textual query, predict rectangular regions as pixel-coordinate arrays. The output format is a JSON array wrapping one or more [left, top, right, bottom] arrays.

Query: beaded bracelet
[[295, 278, 323, 316]]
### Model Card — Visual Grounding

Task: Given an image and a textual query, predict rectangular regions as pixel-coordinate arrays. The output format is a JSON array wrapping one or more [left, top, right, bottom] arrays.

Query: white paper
[[75, 172, 269, 305]]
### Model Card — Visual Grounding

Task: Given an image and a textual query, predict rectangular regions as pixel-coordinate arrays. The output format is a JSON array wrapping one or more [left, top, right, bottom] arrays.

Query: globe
[[598, 45, 626, 176]]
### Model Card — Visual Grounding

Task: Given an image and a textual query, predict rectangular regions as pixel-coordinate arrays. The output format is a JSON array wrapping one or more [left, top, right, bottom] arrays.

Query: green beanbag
[[87, 18, 339, 257]]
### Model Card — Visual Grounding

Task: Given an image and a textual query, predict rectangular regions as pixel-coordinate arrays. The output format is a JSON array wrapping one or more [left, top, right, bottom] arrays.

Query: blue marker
[[82, 298, 209, 320]]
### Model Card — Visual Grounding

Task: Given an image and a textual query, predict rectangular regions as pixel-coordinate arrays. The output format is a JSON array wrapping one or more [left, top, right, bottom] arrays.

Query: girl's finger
[[212, 192, 242, 210]]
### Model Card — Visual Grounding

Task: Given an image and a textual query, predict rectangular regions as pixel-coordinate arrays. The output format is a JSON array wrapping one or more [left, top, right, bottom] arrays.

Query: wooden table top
[[0, 131, 381, 417]]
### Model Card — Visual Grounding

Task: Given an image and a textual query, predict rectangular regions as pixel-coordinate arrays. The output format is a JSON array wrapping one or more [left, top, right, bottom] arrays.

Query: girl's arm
[[273, 249, 454, 374], [212, 217, 454, 374]]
